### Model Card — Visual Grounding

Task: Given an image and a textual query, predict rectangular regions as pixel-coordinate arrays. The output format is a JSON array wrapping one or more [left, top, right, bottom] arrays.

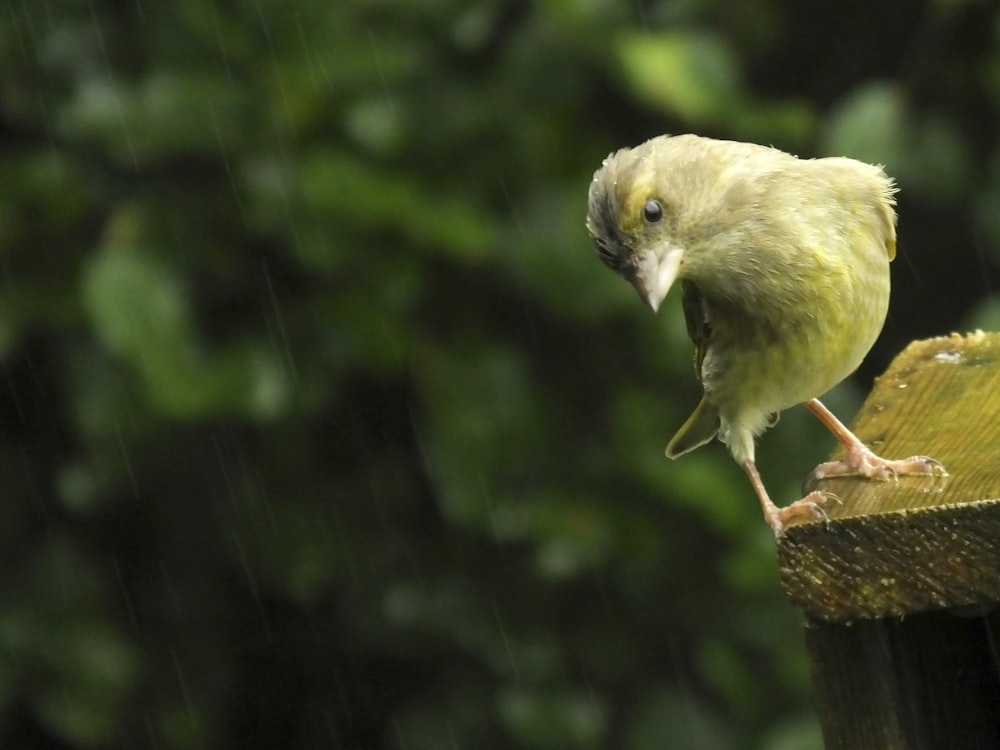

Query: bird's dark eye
[[643, 199, 663, 223]]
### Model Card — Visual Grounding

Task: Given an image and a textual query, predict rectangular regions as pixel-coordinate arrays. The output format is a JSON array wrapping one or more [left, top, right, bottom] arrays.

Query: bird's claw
[[769, 491, 839, 538], [808, 449, 947, 486], [905, 455, 948, 477]]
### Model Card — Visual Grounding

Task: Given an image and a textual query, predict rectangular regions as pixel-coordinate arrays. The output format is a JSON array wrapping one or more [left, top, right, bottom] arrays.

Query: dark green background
[[1, 1, 998, 748]]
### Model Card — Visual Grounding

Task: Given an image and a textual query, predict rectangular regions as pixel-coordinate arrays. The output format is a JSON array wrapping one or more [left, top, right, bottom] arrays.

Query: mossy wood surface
[[778, 331, 1000, 622]]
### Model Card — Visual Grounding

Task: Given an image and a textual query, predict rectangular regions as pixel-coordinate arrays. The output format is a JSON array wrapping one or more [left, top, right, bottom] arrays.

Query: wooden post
[[778, 331, 1000, 749]]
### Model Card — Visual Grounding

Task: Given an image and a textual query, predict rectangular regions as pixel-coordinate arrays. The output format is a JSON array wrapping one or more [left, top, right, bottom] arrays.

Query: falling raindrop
[[231, 532, 273, 641], [87, 0, 139, 170], [111, 551, 139, 630], [260, 259, 299, 384], [493, 601, 520, 680]]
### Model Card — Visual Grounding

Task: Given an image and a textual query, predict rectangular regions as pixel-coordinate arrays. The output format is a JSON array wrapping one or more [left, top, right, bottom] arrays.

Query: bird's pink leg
[[742, 460, 834, 537], [805, 398, 946, 481]]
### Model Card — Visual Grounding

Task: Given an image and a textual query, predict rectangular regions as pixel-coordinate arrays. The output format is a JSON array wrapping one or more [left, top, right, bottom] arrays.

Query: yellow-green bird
[[586, 134, 944, 536]]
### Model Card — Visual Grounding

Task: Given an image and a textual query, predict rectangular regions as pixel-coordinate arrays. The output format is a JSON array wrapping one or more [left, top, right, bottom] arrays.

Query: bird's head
[[586, 136, 688, 313]]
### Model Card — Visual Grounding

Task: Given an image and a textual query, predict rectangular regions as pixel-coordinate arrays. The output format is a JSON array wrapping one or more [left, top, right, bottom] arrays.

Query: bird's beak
[[632, 246, 684, 313]]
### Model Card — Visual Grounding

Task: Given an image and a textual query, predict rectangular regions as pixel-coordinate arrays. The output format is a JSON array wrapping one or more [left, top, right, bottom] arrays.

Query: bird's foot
[[809, 442, 947, 484], [766, 491, 839, 538]]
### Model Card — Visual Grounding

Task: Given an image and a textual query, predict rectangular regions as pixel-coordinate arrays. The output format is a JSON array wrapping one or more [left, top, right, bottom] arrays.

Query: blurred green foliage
[[1, 0, 998, 748]]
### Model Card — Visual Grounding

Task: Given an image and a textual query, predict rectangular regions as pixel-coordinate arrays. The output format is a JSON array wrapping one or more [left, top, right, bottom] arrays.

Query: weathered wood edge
[[777, 331, 1000, 622], [779, 498, 1000, 621]]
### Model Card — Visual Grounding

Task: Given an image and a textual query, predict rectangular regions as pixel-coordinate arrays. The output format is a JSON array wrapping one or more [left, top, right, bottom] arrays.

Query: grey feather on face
[[586, 150, 635, 275]]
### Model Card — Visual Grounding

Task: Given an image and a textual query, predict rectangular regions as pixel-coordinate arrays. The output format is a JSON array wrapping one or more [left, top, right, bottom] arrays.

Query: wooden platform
[[778, 331, 1000, 749]]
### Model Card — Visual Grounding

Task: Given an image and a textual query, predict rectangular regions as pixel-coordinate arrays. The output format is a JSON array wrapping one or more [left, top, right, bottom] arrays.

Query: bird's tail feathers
[[665, 397, 720, 459]]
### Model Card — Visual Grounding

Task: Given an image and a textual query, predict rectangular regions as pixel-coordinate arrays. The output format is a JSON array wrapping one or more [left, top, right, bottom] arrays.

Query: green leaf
[[58, 71, 252, 165], [498, 685, 605, 749], [822, 82, 971, 202], [626, 687, 737, 750], [292, 149, 495, 262], [82, 210, 292, 418], [821, 81, 907, 167], [0, 538, 138, 746], [617, 31, 740, 124]]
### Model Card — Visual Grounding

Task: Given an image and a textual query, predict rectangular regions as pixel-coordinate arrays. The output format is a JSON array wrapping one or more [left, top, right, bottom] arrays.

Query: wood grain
[[778, 331, 1000, 622]]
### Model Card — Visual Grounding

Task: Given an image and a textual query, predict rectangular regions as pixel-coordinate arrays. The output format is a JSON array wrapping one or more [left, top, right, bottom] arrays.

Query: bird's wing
[[665, 281, 720, 458], [666, 395, 719, 458], [680, 280, 710, 380]]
